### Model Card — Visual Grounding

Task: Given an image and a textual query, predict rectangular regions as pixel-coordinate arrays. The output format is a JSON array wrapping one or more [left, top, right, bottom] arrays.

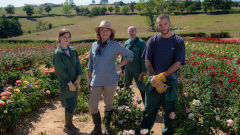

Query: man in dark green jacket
[[121, 26, 147, 103]]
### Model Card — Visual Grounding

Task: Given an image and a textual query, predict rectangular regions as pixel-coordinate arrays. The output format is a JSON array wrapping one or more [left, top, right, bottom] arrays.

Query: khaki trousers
[[88, 85, 117, 114]]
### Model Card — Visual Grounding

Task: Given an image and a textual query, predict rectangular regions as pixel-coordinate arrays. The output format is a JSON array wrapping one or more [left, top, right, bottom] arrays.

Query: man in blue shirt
[[141, 14, 185, 135]]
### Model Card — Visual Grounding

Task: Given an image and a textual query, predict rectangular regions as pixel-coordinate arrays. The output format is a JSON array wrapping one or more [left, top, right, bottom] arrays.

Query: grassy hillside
[[6, 14, 240, 41]]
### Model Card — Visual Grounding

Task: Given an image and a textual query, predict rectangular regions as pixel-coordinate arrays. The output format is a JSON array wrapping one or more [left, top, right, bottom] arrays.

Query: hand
[[74, 75, 81, 88], [150, 72, 167, 94], [138, 72, 146, 81], [120, 60, 128, 67], [155, 72, 167, 82], [67, 82, 76, 91]]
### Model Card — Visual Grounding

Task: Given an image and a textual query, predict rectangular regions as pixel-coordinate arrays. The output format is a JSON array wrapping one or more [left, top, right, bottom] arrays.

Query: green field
[[5, 13, 240, 41]]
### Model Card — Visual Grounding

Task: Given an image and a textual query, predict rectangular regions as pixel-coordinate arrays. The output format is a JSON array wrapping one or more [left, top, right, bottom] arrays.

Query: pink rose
[[140, 129, 149, 135], [185, 107, 191, 113], [169, 112, 176, 120], [227, 119, 234, 127]]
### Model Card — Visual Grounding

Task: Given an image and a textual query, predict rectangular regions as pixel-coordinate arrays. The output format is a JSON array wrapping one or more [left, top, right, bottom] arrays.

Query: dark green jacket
[[124, 37, 146, 73], [52, 45, 83, 107]]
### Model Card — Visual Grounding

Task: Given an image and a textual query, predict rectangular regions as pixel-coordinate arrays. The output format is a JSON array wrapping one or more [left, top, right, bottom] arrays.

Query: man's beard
[[160, 28, 170, 35]]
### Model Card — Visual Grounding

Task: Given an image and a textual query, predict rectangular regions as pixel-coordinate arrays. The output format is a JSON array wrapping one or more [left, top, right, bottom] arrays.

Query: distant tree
[[83, 8, 90, 15], [23, 5, 34, 16], [74, 6, 81, 14], [142, 0, 155, 31], [166, 0, 177, 14], [129, 2, 136, 13], [177, 2, 185, 14], [44, 5, 52, 14], [202, 0, 212, 12], [122, 6, 129, 14], [5, 5, 15, 16], [108, 6, 114, 13], [91, 7, 99, 16], [62, 0, 72, 15], [115, 5, 120, 14], [100, 7, 107, 15], [0, 17, 23, 38], [136, 2, 144, 11], [91, 7, 107, 16], [202, 0, 232, 12], [92, 0, 95, 4], [119, 1, 125, 6]]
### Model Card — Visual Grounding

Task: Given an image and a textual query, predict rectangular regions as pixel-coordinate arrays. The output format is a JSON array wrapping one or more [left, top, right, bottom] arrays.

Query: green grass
[[9, 15, 156, 41], [6, 14, 240, 41], [171, 14, 240, 37]]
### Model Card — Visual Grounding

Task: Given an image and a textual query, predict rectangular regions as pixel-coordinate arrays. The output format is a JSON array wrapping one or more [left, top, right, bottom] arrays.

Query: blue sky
[[0, 0, 139, 7]]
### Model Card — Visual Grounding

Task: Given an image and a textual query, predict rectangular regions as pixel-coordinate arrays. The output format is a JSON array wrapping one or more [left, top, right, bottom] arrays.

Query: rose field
[[0, 39, 239, 135]]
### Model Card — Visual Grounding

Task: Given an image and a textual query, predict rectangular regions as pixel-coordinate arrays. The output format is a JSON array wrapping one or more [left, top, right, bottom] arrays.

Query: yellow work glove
[[67, 82, 76, 91], [150, 72, 168, 94], [74, 75, 81, 88]]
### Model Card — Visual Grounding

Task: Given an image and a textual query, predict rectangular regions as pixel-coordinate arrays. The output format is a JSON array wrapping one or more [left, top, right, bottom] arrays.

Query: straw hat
[[95, 20, 116, 34]]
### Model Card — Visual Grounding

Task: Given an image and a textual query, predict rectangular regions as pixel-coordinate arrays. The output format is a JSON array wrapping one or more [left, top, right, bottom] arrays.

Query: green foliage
[[0, 17, 23, 38], [122, 6, 129, 15], [23, 5, 34, 16], [202, 0, 232, 12], [91, 7, 107, 16], [44, 5, 52, 14], [210, 32, 230, 38], [115, 5, 120, 14], [129, 2, 136, 13], [62, 1, 72, 15], [5, 5, 15, 16], [108, 6, 114, 13], [142, 0, 156, 31]]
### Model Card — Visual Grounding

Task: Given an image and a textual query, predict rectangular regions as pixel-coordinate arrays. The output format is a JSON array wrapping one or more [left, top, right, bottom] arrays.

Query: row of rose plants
[[1, 40, 239, 134], [172, 41, 239, 134], [191, 37, 240, 45], [0, 43, 91, 134], [106, 74, 153, 135]]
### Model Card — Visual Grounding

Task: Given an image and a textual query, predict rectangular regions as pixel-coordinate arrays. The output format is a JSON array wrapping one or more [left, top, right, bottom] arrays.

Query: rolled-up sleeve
[[117, 42, 133, 62]]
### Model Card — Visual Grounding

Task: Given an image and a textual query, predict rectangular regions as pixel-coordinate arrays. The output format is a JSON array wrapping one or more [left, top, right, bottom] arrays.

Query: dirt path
[[13, 85, 163, 135]]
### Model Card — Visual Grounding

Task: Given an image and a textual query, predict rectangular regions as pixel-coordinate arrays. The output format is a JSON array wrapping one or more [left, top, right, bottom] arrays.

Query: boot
[[103, 110, 113, 135], [63, 112, 78, 135], [69, 113, 80, 131], [90, 112, 102, 135]]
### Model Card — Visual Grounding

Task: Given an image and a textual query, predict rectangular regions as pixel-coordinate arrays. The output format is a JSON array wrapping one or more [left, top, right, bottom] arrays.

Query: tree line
[[2, 0, 239, 17]]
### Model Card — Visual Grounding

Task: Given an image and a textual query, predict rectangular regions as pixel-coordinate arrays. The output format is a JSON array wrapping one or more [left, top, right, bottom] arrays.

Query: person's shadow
[[11, 98, 58, 135]]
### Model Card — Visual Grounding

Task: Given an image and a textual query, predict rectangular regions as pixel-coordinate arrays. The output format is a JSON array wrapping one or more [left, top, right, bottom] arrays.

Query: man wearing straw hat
[[87, 20, 133, 135]]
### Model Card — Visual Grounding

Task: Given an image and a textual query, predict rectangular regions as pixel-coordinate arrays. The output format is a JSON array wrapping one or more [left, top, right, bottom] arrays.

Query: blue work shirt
[[142, 34, 185, 74], [87, 40, 133, 86]]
